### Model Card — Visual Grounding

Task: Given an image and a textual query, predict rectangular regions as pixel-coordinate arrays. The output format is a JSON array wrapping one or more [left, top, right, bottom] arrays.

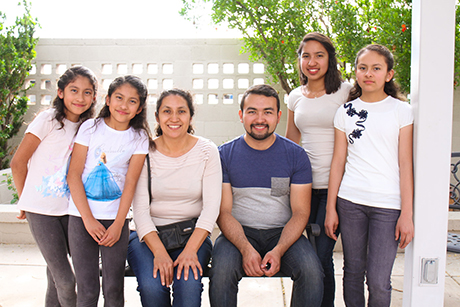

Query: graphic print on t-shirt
[[343, 102, 368, 144], [35, 143, 75, 199], [36, 162, 70, 198], [84, 152, 122, 201]]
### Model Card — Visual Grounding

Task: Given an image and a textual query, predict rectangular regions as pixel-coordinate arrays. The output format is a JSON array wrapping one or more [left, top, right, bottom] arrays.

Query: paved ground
[[0, 243, 459, 306]]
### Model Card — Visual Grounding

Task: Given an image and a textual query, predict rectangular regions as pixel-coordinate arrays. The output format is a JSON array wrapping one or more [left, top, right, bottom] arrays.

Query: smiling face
[[57, 75, 95, 122], [355, 50, 394, 102], [300, 40, 329, 84], [105, 83, 142, 130], [239, 94, 281, 145], [156, 94, 192, 139]]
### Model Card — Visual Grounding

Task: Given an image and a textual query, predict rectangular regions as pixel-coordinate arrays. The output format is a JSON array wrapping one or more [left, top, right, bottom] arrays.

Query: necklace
[[302, 85, 326, 99]]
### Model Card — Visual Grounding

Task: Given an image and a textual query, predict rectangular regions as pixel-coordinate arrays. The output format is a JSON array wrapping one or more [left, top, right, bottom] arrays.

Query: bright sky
[[2, 0, 241, 38]]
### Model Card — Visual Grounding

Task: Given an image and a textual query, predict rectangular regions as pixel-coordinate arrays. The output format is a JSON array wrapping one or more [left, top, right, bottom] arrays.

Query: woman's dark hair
[[347, 44, 405, 102], [97, 75, 153, 144], [154, 88, 195, 137], [52, 66, 97, 129], [297, 32, 343, 94]]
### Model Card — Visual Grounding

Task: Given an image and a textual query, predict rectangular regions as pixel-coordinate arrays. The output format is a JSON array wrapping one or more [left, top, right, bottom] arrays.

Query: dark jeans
[[337, 197, 400, 307], [127, 231, 212, 307], [209, 226, 324, 307], [26, 212, 76, 307], [68, 216, 129, 307], [309, 189, 339, 307]]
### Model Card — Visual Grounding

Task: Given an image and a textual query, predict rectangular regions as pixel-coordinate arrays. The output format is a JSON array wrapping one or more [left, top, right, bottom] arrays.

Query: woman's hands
[[153, 249, 174, 287], [153, 247, 202, 287], [174, 247, 203, 281]]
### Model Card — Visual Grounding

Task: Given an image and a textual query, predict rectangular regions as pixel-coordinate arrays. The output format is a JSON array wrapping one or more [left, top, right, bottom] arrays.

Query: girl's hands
[[174, 248, 202, 282], [99, 222, 123, 247], [153, 250, 174, 287], [325, 208, 339, 241], [17, 210, 26, 220], [395, 213, 414, 249], [82, 217, 106, 244]]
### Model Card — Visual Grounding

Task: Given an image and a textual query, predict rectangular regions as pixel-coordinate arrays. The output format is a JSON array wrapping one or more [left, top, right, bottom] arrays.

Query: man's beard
[[246, 124, 274, 141]]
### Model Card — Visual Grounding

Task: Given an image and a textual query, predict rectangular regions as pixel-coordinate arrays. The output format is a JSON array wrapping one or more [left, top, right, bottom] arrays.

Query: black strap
[[146, 154, 152, 203]]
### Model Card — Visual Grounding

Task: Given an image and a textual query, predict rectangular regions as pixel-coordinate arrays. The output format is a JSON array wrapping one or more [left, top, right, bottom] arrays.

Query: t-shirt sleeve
[[287, 87, 301, 112], [338, 82, 353, 102], [219, 144, 230, 184], [74, 119, 93, 147], [290, 147, 312, 185], [398, 101, 414, 128], [25, 110, 54, 141], [334, 105, 346, 132], [133, 131, 149, 155]]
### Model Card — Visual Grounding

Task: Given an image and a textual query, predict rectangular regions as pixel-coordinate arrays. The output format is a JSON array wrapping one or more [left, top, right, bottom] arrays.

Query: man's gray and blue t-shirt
[[219, 134, 312, 229]]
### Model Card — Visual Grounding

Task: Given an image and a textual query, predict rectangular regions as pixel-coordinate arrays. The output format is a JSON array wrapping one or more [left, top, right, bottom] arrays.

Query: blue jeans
[[209, 227, 324, 307], [26, 212, 76, 307], [127, 231, 212, 307], [310, 189, 338, 307], [337, 197, 400, 307]]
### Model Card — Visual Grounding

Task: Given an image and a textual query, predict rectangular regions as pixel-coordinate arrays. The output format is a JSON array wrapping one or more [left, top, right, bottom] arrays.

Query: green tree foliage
[[182, 0, 331, 94], [330, 0, 412, 94], [181, 0, 459, 95], [0, 1, 38, 169]]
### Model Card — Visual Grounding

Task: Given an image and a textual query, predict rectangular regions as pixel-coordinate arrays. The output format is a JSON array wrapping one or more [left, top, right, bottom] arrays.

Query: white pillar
[[403, 0, 456, 306]]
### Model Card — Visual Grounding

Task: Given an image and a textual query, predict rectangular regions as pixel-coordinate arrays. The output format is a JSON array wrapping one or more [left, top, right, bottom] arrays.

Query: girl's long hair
[[97, 75, 153, 146], [348, 44, 405, 102], [297, 32, 343, 94], [52, 66, 97, 128]]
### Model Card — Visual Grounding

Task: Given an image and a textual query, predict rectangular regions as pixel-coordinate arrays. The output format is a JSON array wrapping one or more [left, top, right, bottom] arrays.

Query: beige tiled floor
[[0, 244, 459, 306]]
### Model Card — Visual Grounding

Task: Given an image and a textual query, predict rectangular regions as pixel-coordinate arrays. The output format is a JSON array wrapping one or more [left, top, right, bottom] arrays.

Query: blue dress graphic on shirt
[[84, 152, 122, 201]]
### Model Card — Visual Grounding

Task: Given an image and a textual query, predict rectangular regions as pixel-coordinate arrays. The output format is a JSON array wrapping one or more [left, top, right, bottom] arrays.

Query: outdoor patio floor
[[1, 243, 459, 306]]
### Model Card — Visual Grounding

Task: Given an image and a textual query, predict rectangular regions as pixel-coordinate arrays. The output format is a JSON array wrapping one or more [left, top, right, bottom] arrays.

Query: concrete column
[[403, 0, 456, 306]]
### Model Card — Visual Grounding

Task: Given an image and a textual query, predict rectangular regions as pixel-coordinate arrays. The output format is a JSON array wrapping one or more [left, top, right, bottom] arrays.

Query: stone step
[[2, 205, 460, 247]]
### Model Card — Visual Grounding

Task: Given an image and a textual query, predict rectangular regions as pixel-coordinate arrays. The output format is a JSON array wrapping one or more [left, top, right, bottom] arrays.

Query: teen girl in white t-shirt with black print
[[11, 66, 98, 306], [325, 44, 414, 307]]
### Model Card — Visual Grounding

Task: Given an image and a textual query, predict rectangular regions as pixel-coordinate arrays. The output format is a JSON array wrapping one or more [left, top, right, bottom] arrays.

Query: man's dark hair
[[240, 84, 280, 112]]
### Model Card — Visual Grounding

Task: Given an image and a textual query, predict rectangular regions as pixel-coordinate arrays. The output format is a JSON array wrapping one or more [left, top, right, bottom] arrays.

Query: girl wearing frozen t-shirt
[[325, 44, 414, 307], [285, 32, 351, 307], [67, 75, 151, 306], [11, 66, 98, 306]]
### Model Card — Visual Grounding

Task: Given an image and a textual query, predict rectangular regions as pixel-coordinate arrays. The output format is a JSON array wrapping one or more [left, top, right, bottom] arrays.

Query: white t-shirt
[[17, 108, 79, 216], [288, 82, 352, 188], [334, 96, 413, 210], [68, 118, 149, 220]]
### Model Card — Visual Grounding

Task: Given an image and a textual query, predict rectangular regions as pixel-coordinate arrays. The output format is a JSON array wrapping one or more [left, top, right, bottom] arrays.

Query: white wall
[[12, 38, 288, 151], [9, 37, 460, 158]]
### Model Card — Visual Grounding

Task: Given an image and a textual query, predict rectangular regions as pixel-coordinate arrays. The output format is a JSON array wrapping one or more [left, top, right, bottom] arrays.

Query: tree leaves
[[181, 0, 460, 96], [0, 0, 38, 168]]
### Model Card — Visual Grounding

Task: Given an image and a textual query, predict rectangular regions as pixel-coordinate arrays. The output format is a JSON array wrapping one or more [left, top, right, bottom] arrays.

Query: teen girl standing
[[285, 32, 352, 307], [325, 44, 414, 306], [11, 66, 97, 306], [67, 75, 151, 306]]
